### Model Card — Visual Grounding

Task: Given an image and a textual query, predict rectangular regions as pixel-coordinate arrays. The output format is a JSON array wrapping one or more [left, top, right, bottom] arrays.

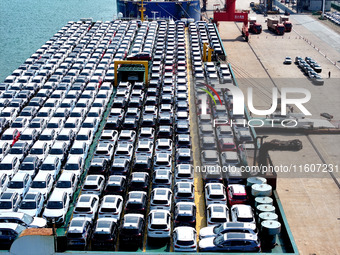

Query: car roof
[[175, 226, 195, 240]]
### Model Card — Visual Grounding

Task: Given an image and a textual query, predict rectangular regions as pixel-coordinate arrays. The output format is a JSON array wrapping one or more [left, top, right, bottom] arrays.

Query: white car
[[199, 222, 257, 240], [17, 191, 45, 217], [205, 183, 227, 206], [43, 191, 70, 225], [73, 194, 100, 220], [98, 195, 123, 221], [0, 212, 46, 228], [230, 205, 256, 225], [54, 172, 78, 199], [28, 141, 51, 161], [29, 172, 54, 198], [81, 175, 105, 195], [62, 155, 84, 177], [69, 141, 89, 160], [173, 226, 197, 252], [147, 209, 171, 239], [40, 156, 62, 179], [207, 204, 229, 226], [5, 172, 32, 197]]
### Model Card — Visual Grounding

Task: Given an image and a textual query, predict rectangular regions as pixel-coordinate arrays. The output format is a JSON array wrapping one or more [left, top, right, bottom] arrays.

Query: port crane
[[213, 0, 250, 41]]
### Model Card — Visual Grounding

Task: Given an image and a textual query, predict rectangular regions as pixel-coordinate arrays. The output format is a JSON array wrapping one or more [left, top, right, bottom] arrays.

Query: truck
[[280, 15, 292, 32], [267, 18, 285, 35], [248, 17, 262, 34]]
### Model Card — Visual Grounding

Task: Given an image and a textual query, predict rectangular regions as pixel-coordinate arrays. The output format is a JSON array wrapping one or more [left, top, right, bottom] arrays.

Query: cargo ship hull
[[117, 0, 201, 21]]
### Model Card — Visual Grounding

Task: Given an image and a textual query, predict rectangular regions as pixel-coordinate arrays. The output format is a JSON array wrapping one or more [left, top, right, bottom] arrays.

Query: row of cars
[[188, 22, 261, 252], [324, 11, 340, 26], [65, 20, 200, 252], [0, 19, 144, 249], [295, 56, 324, 85], [66, 20, 163, 250]]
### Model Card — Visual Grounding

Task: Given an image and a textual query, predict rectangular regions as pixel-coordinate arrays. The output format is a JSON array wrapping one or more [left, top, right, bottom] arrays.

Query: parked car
[[103, 175, 127, 197], [0, 223, 26, 249], [199, 222, 257, 240], [29, 172, 54, 198], [199, 232, 260, 252], [54, 172, 78, 200], [0, 212, 46, 228], [207, 204, 229, 226], [42, 191, 70, 226], [119, 213, 145, 247], [125, 191, 148, 215], [73, 194, 100, 220], [205, 183, 227, 206], [67, 217, 92, 250], [230, 205, 255, 224], [91, 218, 118, 251], [174, 202, 196, 228], [81, 175, 105, 195], [173, 226, 197, 252], [0, 192, 22, 212], [98, 195, 124, 221], [227, 184, 248, 206], [147, 209, 171, 239], [5, 172, 32, 197]]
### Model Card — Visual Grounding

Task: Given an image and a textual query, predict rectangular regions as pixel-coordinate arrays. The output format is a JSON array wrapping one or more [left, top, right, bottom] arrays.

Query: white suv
[[147, 210, 171, 239]]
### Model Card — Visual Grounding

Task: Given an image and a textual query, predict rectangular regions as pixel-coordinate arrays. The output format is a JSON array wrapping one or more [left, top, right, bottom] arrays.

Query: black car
[[124, 191, 148, 215], [91, 219, 118, 251], [176, 134, 191, 149], [157, 125, 173, 139], [0, 223, 26, 250], [119, 214, 145, 248], [66, 218, 92, 250], [105, 116, 122, 130], [88, 157, 110, 175], [129, 172, 149, 192], [103, 175, 127, 197], [132, 155, 152, 173], [174, 202, 196, 228], [110, 158, 130, 176]]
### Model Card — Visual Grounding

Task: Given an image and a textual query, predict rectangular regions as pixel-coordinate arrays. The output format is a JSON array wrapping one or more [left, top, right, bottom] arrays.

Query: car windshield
[[31, 148, 43, 154], [41, 164, 55, 170], [71, 148, 83, 154], [40, 135, 52, 140], [65, 164, 79, 170], [214, 235, 225, 246], [8, 181, 24, 188], [31, 181, 47, 188], [0, 201, 12, 209], [47, 201, 63, 209], [20, 163, 34, 170], [56, 181, 71, 188], [0, 163, 13, 170], [51, 149, 63, 154], [214, 224, 224, 234], [20, 201, 36, 209], [10, 148, 23, 154]]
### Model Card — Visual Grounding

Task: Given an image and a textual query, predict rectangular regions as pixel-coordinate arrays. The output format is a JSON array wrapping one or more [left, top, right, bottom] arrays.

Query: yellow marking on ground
[[185, 27, 206, 250]]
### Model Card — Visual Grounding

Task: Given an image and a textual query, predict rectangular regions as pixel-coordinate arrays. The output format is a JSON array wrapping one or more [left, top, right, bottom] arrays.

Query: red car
[[227, 184, 248, 206]]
